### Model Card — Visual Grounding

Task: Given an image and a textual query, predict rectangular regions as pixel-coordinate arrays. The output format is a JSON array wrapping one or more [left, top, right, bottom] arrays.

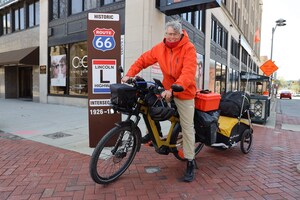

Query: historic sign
[[87, 13, 121, 147]]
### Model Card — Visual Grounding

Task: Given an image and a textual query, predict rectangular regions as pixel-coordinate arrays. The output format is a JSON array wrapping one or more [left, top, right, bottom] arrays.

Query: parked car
[[280, 90, 292, 99]]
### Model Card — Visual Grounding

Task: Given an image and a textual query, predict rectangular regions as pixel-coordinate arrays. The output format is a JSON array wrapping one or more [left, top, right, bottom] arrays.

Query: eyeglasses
[[165, 32, 180, 37], [55, 63, 66, 68]]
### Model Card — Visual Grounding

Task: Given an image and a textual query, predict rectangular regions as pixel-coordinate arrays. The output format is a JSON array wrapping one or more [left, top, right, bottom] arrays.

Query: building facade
[[0, 0, 263, 106]]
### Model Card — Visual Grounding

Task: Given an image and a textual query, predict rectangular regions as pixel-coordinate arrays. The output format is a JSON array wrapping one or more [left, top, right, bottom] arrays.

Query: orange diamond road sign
[[260, 60, 278, 76]]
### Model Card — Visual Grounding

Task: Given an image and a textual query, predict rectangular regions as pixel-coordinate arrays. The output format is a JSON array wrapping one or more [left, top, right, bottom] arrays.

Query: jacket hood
[[163, 30, 190, 49]]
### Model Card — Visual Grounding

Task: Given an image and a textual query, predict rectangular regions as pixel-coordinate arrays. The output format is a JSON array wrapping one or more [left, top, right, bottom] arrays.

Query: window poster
[[50, 54, 67, 86]]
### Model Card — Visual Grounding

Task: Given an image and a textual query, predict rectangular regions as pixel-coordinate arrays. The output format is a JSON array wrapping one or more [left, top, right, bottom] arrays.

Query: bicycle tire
[[89, 125, 139, 184], [171, 123, 204, 161]]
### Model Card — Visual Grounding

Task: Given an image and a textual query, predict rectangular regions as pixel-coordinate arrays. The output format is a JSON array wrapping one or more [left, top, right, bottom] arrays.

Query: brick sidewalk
[[0, 114, 300, 200]]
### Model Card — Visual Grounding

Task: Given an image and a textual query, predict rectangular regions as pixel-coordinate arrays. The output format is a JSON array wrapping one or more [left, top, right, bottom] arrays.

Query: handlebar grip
[[171, 84, 184, 92]]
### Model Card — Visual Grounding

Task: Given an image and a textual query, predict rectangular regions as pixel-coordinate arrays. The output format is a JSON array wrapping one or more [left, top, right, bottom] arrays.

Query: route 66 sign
[[92, 28, 116, 52]]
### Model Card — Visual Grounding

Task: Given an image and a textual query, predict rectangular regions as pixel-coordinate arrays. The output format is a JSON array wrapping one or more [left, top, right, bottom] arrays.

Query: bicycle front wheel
[[89, 125, 139, 184]]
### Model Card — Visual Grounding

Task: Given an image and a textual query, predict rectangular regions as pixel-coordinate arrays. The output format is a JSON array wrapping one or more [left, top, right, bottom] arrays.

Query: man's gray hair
[[165, 20, 183, 34]]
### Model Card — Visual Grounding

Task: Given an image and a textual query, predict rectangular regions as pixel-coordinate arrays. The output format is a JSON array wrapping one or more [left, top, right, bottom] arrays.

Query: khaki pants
[[174, 98, 195, 160]]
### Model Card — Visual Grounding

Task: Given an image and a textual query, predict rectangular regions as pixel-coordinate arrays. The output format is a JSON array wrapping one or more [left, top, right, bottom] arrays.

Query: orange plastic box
[[195, 92, 221, 112]]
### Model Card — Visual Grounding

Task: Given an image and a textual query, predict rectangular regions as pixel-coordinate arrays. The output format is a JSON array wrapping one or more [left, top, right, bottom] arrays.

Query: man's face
[[165, 27, 181, 43]]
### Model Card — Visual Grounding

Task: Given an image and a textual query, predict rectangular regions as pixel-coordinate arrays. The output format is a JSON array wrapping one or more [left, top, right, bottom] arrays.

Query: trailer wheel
[[240, 129, 253, 154]]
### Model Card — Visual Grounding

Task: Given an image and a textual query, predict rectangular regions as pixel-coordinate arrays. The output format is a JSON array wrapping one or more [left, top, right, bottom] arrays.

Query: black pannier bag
[[110, 84, 137, 110], [219, 91, 250, 118], [194, 109, 220, 145]]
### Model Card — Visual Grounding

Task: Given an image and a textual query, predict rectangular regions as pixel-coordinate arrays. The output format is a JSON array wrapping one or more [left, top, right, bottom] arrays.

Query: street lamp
[[270, 18, 286, 98], [270, 18, 286, 60]]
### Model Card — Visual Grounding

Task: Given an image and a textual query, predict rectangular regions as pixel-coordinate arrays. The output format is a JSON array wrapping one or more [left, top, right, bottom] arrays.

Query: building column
[[124, 0, 165, 81], [39, 0, 49, 103]]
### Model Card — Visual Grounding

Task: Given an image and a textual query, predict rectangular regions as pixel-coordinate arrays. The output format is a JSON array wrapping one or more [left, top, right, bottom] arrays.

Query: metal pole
[[270, 26, 276, 60], [269, 26, 276, 99]]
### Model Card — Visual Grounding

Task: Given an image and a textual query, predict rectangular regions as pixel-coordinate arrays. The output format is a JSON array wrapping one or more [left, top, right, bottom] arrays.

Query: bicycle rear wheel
[[171, 123, 204, 161], [89, 125, 139, 184]]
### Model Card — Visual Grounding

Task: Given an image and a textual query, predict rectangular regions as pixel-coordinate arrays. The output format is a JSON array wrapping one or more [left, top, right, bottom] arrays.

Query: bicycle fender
[[115, 121, 142, 152]]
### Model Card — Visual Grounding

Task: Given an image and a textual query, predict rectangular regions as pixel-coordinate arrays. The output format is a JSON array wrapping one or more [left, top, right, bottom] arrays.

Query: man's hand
[[161, 90, 172, 102], [121, 76, 131, 83]]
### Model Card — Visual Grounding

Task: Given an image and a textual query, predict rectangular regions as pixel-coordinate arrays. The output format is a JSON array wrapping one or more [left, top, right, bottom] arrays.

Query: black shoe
[[183, 159, 196, 182], [141, 134, 151, 144]]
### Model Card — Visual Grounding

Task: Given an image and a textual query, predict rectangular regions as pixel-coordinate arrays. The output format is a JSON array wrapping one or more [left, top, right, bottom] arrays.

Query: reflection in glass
[[209, 59, 216, 92], [85, 0, 97, 10], [60, 0, 67, 18], [196, 53, 204, 89], [29, 3, 34, 27], [71, 0, 82, 14], [14, 9, 19, 31], [69, 42, 88, 96], [20, 8, 24, 30], [35, 1, 40, 25]]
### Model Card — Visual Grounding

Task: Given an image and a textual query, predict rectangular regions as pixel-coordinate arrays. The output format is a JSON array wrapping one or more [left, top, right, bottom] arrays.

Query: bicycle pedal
[[155, 145, 169, 155], [144, 141, 153, 147]]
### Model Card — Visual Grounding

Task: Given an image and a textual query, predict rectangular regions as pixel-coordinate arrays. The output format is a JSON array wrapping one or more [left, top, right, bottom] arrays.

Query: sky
[[260, 0, 300, 80]]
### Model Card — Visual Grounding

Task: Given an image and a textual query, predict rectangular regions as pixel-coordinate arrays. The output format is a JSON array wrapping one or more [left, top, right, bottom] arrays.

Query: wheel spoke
[[90, 126, 139, 184]]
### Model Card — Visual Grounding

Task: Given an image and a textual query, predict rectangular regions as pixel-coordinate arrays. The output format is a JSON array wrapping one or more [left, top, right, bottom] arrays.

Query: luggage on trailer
[[194, 109, 220, 145], [219, 91, 251, 118], [195, 90, 221, 112], [217, 116, 250, 144]]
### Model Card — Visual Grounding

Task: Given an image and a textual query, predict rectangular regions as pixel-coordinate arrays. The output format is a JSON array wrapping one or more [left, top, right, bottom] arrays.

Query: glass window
[[69, 41, 88, 96], [215, 62, 221, 93], [209, 59, 216, 92], [52, 0, 59, 19], [49, 45, 68, 95], [194, 11, 199, 29], [51, 0, 66, 20], [35, 1, 40, 25], [60, 0, 67, 18], [7, 12, 11, 34], [20, 8, 24, 30], [103, 0, 114, 5], [14, 9, 19, 31], [221, 64, 227, 94], [28, 3, 34, 27], [3, 14, 6, 34], [196, 53, 204, 89], [84, 0, 97, 11], [71, 0, 83, 14]]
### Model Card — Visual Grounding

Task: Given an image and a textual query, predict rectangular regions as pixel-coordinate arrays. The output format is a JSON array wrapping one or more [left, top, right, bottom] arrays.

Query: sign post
[[87, 13, 121, 147]]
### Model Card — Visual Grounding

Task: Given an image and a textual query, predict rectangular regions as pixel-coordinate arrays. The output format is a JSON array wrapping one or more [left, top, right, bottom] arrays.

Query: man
[[122, 20, 197, 182]]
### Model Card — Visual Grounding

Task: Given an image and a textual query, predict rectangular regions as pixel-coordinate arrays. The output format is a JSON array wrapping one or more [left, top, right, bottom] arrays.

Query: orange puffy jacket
[[126, 30, 197, 100]]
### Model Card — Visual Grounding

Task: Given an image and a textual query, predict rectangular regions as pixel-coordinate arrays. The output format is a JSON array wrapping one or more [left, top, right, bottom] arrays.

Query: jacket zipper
[[170, 49, 173, 76]]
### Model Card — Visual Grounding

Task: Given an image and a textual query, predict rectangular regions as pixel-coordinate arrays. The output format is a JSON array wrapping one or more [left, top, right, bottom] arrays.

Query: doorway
[[19, 67, 33, 99]]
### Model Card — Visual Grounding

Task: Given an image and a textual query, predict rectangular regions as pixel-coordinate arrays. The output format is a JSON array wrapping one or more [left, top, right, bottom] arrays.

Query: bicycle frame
[[123, 98, 180, 150]]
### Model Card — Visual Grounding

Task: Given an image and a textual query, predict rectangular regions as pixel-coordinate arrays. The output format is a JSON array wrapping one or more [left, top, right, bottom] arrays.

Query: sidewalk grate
[[43, 132, 72, 139]]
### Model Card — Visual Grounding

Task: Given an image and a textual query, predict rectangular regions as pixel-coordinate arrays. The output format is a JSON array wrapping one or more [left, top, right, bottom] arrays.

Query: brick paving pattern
[[0, 113, 300, 200]]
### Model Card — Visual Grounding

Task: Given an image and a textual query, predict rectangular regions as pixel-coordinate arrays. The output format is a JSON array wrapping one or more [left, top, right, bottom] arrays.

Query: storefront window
[[221, 64, 227, 94], [215, 62, 221, 93], [196, 53, 204, 89], [229, 68, 233, 91], [69, 42, 88, 96], [49, 45, 68, 95], [208, 59, 216, 92]]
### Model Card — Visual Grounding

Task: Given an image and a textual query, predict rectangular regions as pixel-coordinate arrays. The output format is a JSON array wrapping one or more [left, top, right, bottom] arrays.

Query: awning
[[0, 47, 39, 66], [156, 0, 221, 16], [240, 72, 269, 82]]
